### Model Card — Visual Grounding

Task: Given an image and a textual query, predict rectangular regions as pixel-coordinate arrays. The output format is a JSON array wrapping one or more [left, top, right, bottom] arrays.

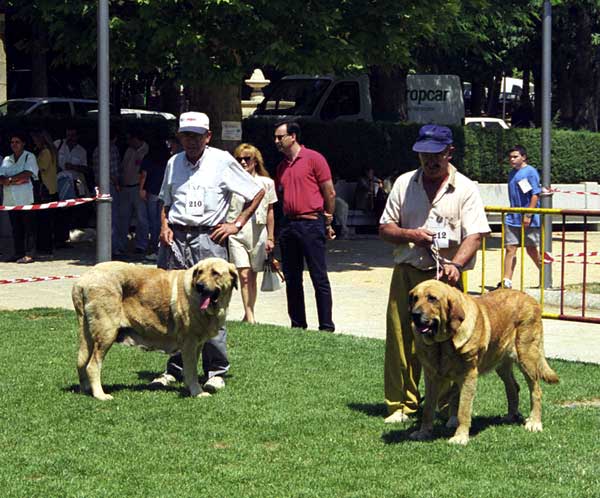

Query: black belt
[[123, 183, 139, 188], [169, 223, 212, 233], [285, 212, 322, 221]]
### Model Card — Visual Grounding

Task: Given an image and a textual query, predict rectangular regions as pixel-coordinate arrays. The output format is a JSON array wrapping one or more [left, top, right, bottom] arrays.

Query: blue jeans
[[279, 216, 335, 331], [118, 186, 149, 252]]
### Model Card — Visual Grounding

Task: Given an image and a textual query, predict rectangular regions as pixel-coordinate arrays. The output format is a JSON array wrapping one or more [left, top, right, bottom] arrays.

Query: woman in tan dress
[[228, 144, 277, 323]]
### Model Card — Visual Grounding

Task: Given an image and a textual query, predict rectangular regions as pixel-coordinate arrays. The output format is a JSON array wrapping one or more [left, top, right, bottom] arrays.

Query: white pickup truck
[[250, 73, 465, 125]]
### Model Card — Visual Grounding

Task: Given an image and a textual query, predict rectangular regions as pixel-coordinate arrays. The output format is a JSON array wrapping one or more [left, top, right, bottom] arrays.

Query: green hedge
[[243, 118, 599, 184]]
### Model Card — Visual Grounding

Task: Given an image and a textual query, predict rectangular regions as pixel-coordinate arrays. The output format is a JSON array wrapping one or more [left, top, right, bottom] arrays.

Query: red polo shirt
[[275, 146, 332, 216]]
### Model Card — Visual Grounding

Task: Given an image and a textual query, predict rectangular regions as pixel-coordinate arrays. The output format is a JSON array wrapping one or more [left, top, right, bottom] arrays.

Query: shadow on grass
[[347, 402, 388, 418], [381, 414, 523, 444], [63, 371, 187, 398]]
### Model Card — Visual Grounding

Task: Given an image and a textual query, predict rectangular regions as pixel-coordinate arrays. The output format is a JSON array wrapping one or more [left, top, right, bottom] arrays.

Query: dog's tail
[[539, 354, 560, 384]]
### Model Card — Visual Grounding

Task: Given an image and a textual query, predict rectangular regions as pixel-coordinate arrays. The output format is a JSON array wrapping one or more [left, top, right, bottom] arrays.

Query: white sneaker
[[503, 278, 513, 289], [149, 373, 177, 387], [203, 376, 225, 393], [384, 411, 411, 424]]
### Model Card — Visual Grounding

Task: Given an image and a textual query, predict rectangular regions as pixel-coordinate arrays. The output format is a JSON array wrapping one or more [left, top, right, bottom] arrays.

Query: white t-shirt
[[159, 147, 262, 227], [54, 140, 88, 171], [227, 175, 277, 225]]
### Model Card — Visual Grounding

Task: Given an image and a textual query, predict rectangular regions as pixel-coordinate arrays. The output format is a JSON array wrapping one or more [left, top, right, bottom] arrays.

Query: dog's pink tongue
[[200, 296, 211, 310]]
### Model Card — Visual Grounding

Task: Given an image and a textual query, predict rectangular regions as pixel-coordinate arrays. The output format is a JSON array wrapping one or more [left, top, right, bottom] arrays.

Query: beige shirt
[[380, 165, 490, 270], [121, 142, 149, 186]]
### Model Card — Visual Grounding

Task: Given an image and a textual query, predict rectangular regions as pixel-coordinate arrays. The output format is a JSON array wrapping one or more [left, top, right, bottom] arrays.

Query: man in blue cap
[[378, 124, 490, 423]]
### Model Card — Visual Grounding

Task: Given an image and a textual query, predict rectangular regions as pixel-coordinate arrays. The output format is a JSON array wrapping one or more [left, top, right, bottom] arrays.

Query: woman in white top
[[228, 144, 277, 323], [0, 132, 39, 263]]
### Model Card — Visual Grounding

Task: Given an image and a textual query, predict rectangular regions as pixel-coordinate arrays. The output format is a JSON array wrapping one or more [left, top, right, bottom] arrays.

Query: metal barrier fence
[[481, 206, 600, 324]]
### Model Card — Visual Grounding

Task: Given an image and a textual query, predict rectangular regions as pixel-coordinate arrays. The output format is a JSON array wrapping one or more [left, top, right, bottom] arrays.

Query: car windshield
[[0, 100, 35, 116], [255, 79, 332, 116]]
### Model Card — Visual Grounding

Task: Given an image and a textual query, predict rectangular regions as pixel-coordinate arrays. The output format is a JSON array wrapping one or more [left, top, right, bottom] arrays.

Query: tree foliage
[[6, 0, 600, 131]]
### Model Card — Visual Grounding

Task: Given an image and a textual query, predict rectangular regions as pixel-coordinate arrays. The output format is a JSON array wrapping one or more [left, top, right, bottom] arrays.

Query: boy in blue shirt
[[500, 145, 542, 288]]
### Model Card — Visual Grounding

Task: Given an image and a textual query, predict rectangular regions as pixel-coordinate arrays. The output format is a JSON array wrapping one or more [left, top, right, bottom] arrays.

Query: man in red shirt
[[274, 120, 336, 331]]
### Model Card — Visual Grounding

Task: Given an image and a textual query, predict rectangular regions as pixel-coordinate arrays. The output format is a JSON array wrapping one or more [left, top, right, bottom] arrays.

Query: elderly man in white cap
[[151, 112, 265, 395]]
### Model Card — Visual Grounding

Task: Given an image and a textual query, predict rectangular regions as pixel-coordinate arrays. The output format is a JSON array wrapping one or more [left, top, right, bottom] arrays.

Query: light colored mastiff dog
[[72, 257, 238, 400]]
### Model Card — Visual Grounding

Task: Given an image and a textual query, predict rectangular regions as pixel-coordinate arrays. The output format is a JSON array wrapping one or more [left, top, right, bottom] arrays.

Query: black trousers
[[279, 216, 335, 331], [36, 192, 58, 253], [9, 210, 36, 258]]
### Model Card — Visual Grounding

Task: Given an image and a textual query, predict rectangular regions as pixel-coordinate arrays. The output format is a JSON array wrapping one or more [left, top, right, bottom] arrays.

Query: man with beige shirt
[[116, 129, 149, 258], [379, 124, 491, 423]]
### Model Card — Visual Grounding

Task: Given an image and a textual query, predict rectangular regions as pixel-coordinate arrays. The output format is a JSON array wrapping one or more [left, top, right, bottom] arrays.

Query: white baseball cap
[[178, 112, 210, 134]]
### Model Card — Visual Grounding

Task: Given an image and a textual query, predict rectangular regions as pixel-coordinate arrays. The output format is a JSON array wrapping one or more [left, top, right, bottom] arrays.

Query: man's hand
[[159, 225, 173, 246], [210, 223, 238, 245], [523, 215, 532, 228], [439, 263, 461, 286], [326, 225, 336, 240], [139, 189, 147, 201], [411, 228, 435, 247]]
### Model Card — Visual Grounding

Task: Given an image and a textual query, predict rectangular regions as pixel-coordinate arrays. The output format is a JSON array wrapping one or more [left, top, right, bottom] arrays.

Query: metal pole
[[96, 0, 111, 262], [541, 0, 552, 288], [501, 71, 507, 121]]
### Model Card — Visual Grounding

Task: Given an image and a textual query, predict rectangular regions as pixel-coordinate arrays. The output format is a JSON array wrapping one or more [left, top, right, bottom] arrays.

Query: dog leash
[[429, 238, 464, 280], [429, 238, 452, 280]]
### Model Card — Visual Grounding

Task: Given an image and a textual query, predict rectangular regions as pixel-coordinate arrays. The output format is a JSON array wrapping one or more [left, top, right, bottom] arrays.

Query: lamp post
[[96, 0, 111, 262], [541, 0, 552, 288]]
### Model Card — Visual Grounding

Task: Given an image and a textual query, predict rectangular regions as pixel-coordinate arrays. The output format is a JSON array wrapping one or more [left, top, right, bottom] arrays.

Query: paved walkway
[[1, 234, 599, 364]]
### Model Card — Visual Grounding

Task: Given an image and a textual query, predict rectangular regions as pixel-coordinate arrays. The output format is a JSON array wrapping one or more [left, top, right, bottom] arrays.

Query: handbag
[[261, 254, 284, 292]]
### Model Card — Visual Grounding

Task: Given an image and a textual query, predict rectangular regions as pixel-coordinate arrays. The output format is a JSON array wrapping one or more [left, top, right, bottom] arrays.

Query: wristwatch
[[234, 220, 243, 231]]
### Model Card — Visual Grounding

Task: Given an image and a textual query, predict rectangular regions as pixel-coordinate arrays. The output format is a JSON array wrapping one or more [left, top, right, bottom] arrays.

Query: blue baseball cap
[[412, 125, 453, 153]]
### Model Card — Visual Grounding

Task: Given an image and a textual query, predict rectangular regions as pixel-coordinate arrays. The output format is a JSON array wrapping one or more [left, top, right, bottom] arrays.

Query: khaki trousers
[[384, 264, 436, 416]]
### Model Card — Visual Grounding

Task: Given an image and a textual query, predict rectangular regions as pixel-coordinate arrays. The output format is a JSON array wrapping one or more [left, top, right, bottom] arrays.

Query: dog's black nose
[[411, 312, 422, 324], [195, 282, 206, 294]]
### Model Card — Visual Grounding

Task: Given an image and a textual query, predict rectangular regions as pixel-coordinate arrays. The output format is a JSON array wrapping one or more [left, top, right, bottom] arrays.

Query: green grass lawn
[[1, 309, 599, 498]]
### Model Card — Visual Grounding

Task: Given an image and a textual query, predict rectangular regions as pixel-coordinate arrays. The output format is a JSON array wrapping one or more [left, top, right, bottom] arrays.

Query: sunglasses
[[237, 156, 254, 163]]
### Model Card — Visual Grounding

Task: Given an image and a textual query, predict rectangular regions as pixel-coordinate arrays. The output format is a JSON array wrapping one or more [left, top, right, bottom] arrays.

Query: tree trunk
[[570, 6, 598, 131], [368, 65, 407, 121], [469, 80, 485, 117], [486, 74, 501, 116], [30, 23, 48, 97], [186, 83, 242, 153], [160, 79, 182, 116]]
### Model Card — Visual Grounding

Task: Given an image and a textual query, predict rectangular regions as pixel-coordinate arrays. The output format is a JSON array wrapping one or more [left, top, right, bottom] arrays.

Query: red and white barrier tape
[[0, 190, 111, 211], [0, 275, 80, 285], [543, 187, 600, 197], [544, 251, 600, 264]]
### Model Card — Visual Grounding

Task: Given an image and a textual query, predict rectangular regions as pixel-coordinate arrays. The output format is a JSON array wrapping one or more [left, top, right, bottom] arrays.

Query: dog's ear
[[447, 289, 469, 348], [229, 269, 238, 289]]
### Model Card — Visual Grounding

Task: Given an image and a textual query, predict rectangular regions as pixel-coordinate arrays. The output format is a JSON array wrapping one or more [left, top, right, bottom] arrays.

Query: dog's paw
[[524, 418, 543, 432], [94, 392, 114, 401], [445, 416, 459, 429], [409, 429, 433, 441], [448, 433, 470, 445]]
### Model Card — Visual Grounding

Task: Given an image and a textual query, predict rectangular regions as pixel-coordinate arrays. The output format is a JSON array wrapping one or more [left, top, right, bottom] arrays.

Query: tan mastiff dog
[[72, 257, 238, 400], [408, 279, 559, 445]]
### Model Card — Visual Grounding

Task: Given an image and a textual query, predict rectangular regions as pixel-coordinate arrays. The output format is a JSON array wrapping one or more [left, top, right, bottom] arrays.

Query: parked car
[[118, 108, 176, 121], [0, 97, 107, 118], [464, 117, 510, 129]]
